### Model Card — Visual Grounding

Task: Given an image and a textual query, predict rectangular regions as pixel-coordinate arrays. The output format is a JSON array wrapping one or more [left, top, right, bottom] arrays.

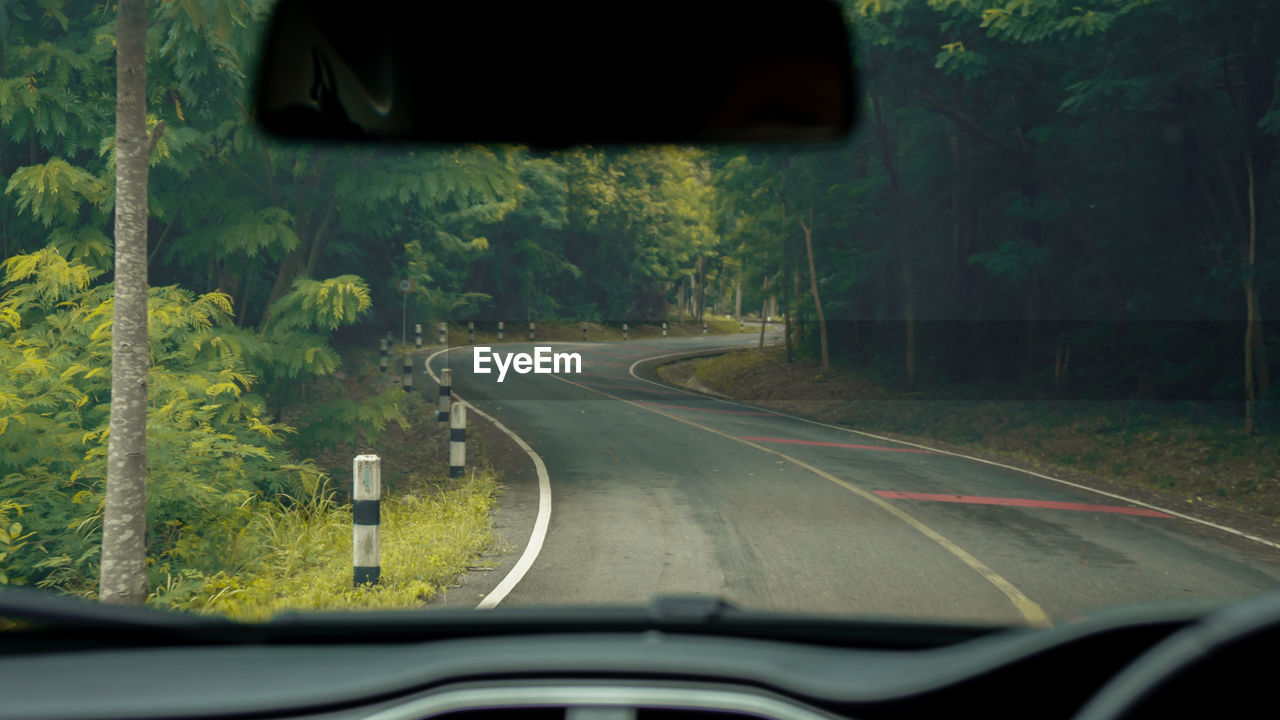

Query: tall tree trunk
[[734, 273, 742, 322], [101, 0, 157, 606], [798, 207, 830, 372], [781, 201, 792, 363], [870, 90, 914, 389], [758, 253, 769, 350], [1244, 152, 1259, 434]]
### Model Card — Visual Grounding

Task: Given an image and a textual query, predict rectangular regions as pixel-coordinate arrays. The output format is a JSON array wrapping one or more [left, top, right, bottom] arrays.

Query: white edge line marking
[[627, 345, 1280, 553], [425, 347, 552, 609]]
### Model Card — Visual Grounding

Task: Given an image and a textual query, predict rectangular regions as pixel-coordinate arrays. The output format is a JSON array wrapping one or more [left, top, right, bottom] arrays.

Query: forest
[[1, 0, 1277, 603]]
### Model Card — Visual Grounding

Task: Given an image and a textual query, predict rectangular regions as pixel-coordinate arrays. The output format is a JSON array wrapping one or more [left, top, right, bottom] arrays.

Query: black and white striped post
[[415, 323, 422, 348], [449, 402, 466, 479], [379, 338, 388, 373], [467, 321, 474, 344], [401, 354, 413, 392], [702, 321, 708, 335], [623, 323, 628, 341], [662, 322, 668, 338], [438, 321, 447, 345], [528, 322, 535, 341], [581, 322, 587, 341], [352, 454, 381, 586], [739, 320, 744, 332], [437, 368, 451, 422], [497, 321, 504, 340]]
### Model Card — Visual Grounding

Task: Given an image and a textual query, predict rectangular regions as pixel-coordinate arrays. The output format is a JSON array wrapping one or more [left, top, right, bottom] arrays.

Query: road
[[425, 331, 1280, 625]]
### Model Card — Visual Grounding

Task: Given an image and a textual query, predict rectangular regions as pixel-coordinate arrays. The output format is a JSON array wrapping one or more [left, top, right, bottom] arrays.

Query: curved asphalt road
[[426, 332, 1280, 625]]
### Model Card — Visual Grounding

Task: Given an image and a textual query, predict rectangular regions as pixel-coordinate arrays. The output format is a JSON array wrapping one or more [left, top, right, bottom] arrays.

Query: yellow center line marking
[[550, 373, 1052, 628]]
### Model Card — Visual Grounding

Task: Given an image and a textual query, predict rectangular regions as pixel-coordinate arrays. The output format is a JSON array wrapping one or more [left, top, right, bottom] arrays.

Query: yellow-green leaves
[[265, 275, 373, 333], [5, 158, 106, 228]]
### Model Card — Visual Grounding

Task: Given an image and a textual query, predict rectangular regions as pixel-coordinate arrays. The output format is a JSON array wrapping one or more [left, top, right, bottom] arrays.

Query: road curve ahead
[[427, 332, 1280, 625]]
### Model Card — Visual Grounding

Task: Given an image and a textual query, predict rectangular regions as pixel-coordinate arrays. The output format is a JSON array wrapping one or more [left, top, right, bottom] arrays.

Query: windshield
[[2, 0, 1279, 628]]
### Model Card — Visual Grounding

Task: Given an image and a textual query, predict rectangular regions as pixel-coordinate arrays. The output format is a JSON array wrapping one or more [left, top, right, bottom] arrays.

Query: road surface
[[424, 331, 1280, 625]]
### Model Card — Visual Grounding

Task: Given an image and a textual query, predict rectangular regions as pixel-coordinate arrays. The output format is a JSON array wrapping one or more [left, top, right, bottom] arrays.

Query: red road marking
[[581, 381, 686, 395], [641, 401, 773, 416], [873, 490, 1172, 517], [741, 436, 936, 454]]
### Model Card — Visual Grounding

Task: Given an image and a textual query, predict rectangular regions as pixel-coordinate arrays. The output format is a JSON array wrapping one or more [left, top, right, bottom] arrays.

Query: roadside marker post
[[401, 355, 413, 392], [415, 323, 422, 348], [529, 322, 535, 341], [581, 323, 588, 341], [438, 368, 452, 422], [352, 455, 381, 586], [468, 321, 475, 344], [379, 338, 388, 373], [662, 322, 667, 338], [497, 321, 504, 340], [702, 321, 708, 335], [439, 321, 447, 345], [623, 323, 628, 341], [449, 403, 466, 479]]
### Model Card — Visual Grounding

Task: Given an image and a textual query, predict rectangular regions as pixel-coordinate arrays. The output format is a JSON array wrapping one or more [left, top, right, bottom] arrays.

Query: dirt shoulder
[[652, 347, 1280, 545]]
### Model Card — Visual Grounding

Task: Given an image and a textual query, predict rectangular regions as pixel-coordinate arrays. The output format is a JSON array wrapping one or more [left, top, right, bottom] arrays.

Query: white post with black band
[[662, 322, 667, 338], [402, 354, 413, 392], [438, 367, 452, 422], [497, 321, 504, 340], [623, 322, 628, 341], [352, 454, 381, 586], [439, 321, 447, 346], [528, 321, 535, 341], [449, 402, 466, 478], [379, 338, 388, 373], [415, 323, 422, 348]]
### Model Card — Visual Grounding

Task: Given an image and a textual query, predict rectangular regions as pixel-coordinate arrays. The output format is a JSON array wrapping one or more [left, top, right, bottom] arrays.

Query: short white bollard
[[497, 321, 504, 340], [528, 322, 535, 341], [662, 322, 668, 338], [379, 338, 388, 373], [468, 321, 475, 344], [581, 323, 587, 341], [702, 321, 708, 335], [438, 367, 452, 422], [438, 321, 447, 345], [415, 323, 422, 348], [623, 322, 628, 341], [352, 454, 381, 586], [449, 403, 466, 479], [401, 354, 413, 392]]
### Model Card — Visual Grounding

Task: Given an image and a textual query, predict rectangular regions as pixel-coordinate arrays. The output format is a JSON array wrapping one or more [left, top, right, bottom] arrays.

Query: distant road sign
[[399, 278, 413, 293]]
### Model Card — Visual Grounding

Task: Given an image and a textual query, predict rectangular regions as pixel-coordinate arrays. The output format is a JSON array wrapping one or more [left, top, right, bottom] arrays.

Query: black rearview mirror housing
[[253, 0, 857, 146]]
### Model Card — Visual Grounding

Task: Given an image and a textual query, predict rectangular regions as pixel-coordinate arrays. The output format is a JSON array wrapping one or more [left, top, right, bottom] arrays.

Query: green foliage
[[159, 470, 499, 620], [265, 275, 372, 333], [0, 246, 296, 595]]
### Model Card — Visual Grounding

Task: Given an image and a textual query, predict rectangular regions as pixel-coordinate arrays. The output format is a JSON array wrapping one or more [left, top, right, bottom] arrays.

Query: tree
[[99, 0, 160, 606]]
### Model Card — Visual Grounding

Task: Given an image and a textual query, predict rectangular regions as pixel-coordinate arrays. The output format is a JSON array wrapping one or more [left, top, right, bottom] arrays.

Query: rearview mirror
[[253, 0, 857, 146]]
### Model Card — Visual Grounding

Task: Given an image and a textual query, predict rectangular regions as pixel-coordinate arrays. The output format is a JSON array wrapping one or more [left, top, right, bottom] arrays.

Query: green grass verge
[[160, 470, 498, 621], [391, 317, 756, 348], [668, 347, 1280, 522]]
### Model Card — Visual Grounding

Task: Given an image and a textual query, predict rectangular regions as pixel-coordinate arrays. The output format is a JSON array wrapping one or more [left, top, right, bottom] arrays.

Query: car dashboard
[[6, 594, 1272, 720]]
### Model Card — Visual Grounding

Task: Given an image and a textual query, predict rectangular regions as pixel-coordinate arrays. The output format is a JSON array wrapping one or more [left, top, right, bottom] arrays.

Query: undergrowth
[[152, 469, 498, 620]]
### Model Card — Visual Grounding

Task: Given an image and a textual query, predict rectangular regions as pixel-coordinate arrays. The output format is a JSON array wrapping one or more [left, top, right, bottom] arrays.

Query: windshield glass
[[2, 0, 1279, 627]]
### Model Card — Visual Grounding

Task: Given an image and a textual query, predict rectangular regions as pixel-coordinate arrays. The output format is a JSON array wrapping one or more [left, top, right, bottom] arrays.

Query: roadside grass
[[147, 348, 503, 620], [162, 470, 498, 621], [393, 317, 756, 348], [660, 347, 1280, 523]]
